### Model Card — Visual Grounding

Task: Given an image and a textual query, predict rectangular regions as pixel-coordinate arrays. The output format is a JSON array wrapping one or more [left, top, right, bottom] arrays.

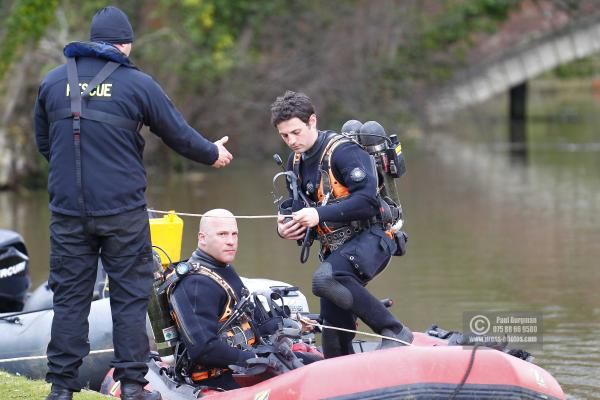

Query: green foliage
[[0, 0, 284, 86], [421, 0, 521, 49], [553, 55, 600, 78], [391, 0, 523, 84], [0, 0, 533, 186], [151, 0, 285, 83], [0, 0, 58, 82]]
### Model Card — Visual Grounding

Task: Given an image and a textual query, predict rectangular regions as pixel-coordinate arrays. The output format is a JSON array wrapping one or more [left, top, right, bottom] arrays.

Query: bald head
[[198, 209, 238, 264], [199, 209, 235, 232]]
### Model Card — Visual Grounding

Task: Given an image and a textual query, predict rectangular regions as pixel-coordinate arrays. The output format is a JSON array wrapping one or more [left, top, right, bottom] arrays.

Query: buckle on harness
[[72, 111, 81, 134]]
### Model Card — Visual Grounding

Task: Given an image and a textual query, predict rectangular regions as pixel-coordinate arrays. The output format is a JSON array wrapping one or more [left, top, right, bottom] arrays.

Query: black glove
[[229, 353, 287, 378]]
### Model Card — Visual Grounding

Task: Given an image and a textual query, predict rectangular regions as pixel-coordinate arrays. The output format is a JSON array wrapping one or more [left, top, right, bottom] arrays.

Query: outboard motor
[[0, 229, 31, 312]]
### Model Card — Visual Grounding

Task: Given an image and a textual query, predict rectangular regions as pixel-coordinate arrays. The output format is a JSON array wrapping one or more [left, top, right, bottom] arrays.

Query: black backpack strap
[[47, 108, 141, 131], [66, 58, 82, 116], [66, 58, 88, 228], [65, 58, 129, 235], [49, 59, 141, 131], [81, 61, 120, 98]]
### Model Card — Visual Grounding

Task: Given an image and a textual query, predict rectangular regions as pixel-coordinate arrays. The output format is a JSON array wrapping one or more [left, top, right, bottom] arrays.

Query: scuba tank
[[147, 252, 179, 357], [357, 120, 406, 221], [147, 211, 184, 356], [341, 120, 408, 255], [340, 119, 363, 139]]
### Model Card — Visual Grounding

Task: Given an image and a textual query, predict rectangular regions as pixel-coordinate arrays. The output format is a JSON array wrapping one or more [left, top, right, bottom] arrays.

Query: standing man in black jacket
[[271, 91, 413, 359], [33, 7, 232, 400]]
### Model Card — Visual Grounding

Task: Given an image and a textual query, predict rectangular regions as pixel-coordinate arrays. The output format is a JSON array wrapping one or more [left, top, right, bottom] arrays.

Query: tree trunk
[[0, 50, 33, 189]]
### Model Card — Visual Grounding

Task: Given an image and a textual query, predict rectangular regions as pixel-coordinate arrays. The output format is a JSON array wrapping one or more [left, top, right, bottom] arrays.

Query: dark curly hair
[[270, 90, 316, 127]]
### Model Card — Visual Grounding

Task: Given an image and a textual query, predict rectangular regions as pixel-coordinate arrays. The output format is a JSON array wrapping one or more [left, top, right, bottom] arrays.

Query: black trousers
[[46, 207, 153, 391]]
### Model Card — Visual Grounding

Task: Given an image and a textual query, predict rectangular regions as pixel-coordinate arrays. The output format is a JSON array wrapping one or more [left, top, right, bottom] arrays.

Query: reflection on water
[[1, 81, 599, 398], [409, 133, 600, 400]]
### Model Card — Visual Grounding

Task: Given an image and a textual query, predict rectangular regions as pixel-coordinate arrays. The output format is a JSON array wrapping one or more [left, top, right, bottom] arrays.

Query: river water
[[0, 80, 598, 399]]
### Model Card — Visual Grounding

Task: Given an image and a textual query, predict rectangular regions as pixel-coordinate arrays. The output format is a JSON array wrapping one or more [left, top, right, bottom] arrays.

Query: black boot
[[380, 325, 414, 349], [120, 381, 162, 400], [45, 385, 73, 400]]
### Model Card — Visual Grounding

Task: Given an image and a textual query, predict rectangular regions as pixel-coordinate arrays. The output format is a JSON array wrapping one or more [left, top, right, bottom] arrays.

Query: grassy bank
[[0, 371, 111, 399]]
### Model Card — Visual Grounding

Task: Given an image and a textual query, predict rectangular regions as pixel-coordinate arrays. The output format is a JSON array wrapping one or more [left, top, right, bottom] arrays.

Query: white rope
[[0, 348, 114, 364], [299, 315, 412, 346], [148, 209, 278, 219]]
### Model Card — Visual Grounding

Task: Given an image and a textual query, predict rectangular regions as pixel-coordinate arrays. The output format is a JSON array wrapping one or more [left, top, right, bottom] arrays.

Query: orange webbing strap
[[193, 265, 238, 323], [165, 263, 238, 323], [292, 152, 302, 181], [317, 135, 351, 202]]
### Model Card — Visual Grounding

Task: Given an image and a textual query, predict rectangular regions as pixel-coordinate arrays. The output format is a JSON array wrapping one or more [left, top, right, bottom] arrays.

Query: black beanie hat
[[90, 6, 134, 44]]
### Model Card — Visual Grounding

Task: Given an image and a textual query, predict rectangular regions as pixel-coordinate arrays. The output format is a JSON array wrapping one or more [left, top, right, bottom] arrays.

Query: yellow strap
[[192, 265, 238, 322], [318, 135, 352, 202]]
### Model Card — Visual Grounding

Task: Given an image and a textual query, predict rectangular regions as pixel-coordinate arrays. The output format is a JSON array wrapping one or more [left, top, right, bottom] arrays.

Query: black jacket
[[169, 249, 255, 368], [34, 42, 218, 216]]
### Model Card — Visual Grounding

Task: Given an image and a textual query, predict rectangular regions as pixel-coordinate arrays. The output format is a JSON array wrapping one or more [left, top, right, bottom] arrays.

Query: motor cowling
[[0, 229, 31, 313]]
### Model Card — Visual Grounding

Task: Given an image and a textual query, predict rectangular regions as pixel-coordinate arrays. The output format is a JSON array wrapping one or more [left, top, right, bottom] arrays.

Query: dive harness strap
[[160, 262, 239, 323], [307, 133, 375, 254], [193, 264, 238, 322], [290, 134, 351, 262], [161, 262, 253, 382], [318, 133, 352, 200]]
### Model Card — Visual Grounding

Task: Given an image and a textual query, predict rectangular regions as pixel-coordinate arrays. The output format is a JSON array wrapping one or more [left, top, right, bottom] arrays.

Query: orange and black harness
[[164, 263, 256, 382], [292, 133, 377, 253]]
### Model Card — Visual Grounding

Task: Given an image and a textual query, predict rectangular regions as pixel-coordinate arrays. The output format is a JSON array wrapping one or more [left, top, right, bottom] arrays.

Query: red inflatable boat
[[101, 332, 565, 399]]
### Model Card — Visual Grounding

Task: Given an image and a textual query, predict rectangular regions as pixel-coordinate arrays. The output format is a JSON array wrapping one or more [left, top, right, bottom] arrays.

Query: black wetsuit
[[288, 130, 405, 358], [169, 250, 255, 390]]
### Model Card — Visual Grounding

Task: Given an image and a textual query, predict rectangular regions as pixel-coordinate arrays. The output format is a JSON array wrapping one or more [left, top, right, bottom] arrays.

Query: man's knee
[[311, 261, 337, 297], [312, 262, 353, 310]]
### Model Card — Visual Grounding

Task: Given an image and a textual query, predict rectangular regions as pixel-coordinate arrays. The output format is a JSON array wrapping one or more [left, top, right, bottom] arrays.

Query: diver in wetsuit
[[271, 91, 413, 358]]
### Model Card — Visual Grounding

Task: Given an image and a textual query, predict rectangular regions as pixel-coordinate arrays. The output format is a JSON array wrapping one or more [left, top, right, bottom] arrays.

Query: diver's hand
[[292, 207, 319, 228], [277, 214, 306, 240], [212, 136, 233, 168], [296, 313, 318, 333]]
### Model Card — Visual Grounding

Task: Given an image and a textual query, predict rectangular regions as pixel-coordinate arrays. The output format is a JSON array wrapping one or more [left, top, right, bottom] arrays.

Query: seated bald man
[[166, 209, 255, 390], [166, 209, 320, 390]]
